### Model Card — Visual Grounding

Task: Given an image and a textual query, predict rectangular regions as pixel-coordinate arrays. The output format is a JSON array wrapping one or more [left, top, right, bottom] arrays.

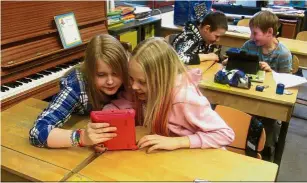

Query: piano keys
[[1, 58, 82, 102]]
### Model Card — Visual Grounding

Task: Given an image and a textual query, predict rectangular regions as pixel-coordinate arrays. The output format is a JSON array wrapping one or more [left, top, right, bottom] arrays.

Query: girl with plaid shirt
[[128, 38, 234, 153], [29, 34, 132, 149]]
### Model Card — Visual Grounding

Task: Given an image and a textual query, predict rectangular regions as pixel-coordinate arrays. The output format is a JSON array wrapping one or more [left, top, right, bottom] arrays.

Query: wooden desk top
[[1, 98, 96, 181], [278, 38, 307, 56], [78, 127, 278, 181], [65, 173, 93, 181], [190, 61, 298, 106], [1, 146, 70, 182], [1, 98, 278, 181]]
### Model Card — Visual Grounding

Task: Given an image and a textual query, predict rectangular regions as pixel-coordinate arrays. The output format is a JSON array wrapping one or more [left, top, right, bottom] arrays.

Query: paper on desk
[[228, 25, 251, 34], [272, 71, 307, 88]]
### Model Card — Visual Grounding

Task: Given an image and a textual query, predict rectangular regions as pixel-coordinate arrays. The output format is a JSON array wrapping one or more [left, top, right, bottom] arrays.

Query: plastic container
[[276, 83, 285, 95]]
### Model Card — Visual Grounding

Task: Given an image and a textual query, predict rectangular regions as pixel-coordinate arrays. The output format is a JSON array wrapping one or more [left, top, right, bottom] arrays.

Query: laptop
[[225, 48, 265, 83], [91, 109, 138, 151]]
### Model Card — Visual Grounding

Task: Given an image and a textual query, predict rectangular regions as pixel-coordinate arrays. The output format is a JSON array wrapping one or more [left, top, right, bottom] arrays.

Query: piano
[[1, 2, 108, 111]]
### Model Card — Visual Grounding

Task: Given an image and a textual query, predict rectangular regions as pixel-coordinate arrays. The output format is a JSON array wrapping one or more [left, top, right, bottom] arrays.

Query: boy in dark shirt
[[172, 11, 228, 65]]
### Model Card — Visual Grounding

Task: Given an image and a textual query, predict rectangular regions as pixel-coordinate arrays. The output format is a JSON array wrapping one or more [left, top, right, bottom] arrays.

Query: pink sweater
[[104, 69, 235, 149], [103, 91, 133, 110], [169, 69, 235, 148]]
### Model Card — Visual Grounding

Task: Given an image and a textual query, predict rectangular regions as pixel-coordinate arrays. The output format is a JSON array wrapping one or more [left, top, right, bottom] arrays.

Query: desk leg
[[274, 121, 289, 167]]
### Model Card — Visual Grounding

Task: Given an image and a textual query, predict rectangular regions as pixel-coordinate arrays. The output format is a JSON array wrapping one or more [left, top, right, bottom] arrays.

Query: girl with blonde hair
[[29, 34, 132, 149], [129, 37, 234, 153]]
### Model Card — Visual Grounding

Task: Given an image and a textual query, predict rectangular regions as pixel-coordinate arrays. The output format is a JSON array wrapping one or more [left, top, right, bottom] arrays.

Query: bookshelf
[[108, 16, 161, 50]]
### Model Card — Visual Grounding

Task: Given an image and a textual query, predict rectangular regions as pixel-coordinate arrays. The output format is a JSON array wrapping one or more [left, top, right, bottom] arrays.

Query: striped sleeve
[[276, 45, 292, 73]]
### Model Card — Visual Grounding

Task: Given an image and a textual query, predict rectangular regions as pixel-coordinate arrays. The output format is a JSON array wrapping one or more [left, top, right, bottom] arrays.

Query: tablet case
[[226, 48, 260, 75], [90, 109, 138, 151]]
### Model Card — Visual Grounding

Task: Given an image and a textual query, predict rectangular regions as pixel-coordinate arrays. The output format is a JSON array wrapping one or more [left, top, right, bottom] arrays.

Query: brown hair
[[80, 34, 129, 110], [249, 10, 280, 36], [200, 11, 228, 31]]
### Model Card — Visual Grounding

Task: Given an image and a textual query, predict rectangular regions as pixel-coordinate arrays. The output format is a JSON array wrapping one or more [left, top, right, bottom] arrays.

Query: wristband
[[70, 130, 79, 147], [77, 129, 85, 147]]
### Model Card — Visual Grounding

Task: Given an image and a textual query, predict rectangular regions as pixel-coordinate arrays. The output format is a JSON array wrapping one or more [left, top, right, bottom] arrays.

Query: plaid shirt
[[29, 68, 91, 147]]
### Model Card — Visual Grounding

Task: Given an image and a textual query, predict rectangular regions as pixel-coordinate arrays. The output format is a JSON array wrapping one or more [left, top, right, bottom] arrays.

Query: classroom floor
[[277, 70, 307, 181]]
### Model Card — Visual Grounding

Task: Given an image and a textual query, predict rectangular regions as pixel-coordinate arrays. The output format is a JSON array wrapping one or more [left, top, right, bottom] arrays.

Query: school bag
[[214, 69, 251, 89]]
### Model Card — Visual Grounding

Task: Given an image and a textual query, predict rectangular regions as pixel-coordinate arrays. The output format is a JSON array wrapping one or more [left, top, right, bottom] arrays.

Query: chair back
[[292, 55, 300, 74], [120, 42, 132, 53], [165, 34, 178, 44], [237, 19, 250, 27], [296, 31, 307, 41], [215, 105, 266, 158]]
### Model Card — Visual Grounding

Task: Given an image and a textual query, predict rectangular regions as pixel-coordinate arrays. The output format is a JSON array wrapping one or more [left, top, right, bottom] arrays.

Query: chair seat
[[226, 146, 262, 159], [296, 31, 307, 41]]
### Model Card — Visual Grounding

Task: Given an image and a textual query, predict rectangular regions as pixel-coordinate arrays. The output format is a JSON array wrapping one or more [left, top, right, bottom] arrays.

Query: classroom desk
[[157, 11, 307, 68], [77, 126, 278, 181], [189, 61, 298, 167], [1, 98, 96, 182], [1, 98, 278, 181]]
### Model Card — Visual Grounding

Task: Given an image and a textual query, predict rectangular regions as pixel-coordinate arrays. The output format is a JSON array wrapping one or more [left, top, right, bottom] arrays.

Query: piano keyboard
[[1, 59, 82, 101]]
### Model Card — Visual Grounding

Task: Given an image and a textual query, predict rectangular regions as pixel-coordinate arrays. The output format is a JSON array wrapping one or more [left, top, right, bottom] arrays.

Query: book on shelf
[[54, 12, 82, 49]]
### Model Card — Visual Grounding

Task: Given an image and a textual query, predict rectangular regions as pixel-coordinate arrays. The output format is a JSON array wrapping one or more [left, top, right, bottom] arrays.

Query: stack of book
[[107, 10, 124, 28], [115, 6, 135, 24]]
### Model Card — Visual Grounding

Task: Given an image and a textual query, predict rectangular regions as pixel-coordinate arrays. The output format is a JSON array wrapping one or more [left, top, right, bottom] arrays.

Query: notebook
[[90, 109, 138, 151], [226, 48, 265, 83]]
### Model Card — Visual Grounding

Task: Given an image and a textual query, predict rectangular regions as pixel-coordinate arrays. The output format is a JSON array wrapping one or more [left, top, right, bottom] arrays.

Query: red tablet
[[90, 109, 138, 151]]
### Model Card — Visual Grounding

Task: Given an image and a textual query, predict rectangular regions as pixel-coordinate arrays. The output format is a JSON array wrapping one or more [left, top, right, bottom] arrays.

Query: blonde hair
[[131, 37, 189, 136], [249, 10, 280, 36], [80, 34, 129, 110]]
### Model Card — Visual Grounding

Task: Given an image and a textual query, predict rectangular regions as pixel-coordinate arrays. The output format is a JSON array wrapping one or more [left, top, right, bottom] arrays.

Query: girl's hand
[[259, 61, 272, 72], [81, 122, 117, 146], [137, 134, 190, 153]]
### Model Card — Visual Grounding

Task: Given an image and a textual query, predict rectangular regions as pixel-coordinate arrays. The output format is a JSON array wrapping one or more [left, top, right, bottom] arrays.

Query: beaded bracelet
[[70, 130, 79, 147], [71, 129, 86, 147]]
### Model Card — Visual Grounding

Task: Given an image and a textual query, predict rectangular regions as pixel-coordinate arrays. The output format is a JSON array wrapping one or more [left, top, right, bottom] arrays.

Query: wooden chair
[[215, 105, 266, 159], [296, 31, 307, 41], [120, 41, 132, 53], [280, 19, 298, 39], [165, 34, 178, 44], [291, 49, 306, 107], [237, 19, 250, 27], [292, 55, 300, 74]]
